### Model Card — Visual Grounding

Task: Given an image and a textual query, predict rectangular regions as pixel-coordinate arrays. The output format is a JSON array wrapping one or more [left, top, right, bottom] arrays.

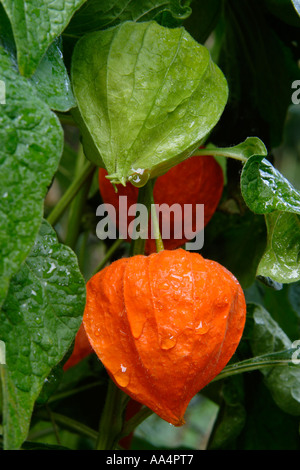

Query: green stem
[[191, 148, 248, 163], [91, 238, 124, 277], [130, 181, 151, 256], [47, 161, 96, 227], [65, 146, 94, 249], [34, 410, 98, 442], [46, 404, 61, 445], [213, 349, 297, 382], [146, 179, 164, 253], [130, 179, 164, 256], [47, 380, 104, 404], [62, 33, 81, 39], [118, 406, 153, 442], [78, 230, 90, 275], [96, 379, 129, 450], [27, 427, 56, 442]]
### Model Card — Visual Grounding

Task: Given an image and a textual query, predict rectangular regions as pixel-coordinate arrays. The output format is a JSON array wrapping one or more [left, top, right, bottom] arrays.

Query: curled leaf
[[257, 212, 300, 284], [241, 155, 300, 215]]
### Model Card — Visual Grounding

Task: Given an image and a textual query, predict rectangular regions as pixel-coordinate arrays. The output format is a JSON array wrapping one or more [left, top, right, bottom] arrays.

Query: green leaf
[[246, 304, 291, 354], [257, 212, 300, 283], [65, 0, 192, 36], [71, 21, 228, 186], [1, 0, 87, 77], [0, 3, 15, 54], [182, 0, 221, 45], [247, 303, 300, 416], [0, 438, 71, 450], [36, 363, 64, 405], [0, 220, 86, 450], [29, 40, 76, 112], [241, 155, 300, 215], [202, 210, 267, 289], [288, 282, 300, 318], [256, 276, 283, 291], [292, 0, 300, 17], [262, 281, 300, 340], [241, 155, 300, 283], [0, 45, 63, 308], [71, 107, 104, 169], [0, 7, 75, 111], [20, 441, 71, 450], [235, 380, 300, 450], [245, 280, 300, 341], [208, 376, 246, 450], [263, 0, 300, 26], [218, 0, 300, 147]]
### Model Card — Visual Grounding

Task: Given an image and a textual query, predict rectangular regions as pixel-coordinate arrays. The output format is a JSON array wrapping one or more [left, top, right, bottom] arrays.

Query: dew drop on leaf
[[128, 169, 150, 188]]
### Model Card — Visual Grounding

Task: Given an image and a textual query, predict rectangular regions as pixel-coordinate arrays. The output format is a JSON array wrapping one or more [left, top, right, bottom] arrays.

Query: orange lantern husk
[[83, 249, 246, 426]]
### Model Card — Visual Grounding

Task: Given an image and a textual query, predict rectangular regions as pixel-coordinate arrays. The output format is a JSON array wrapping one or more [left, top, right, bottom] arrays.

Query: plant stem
[[27, 427, 56, 442], [213, 349, 297, 382], [46, 404, 61, 445], [78, 229, 90, 275], [91, 238, 124, 277], [130, 178, 164, 255], [34, 409, 98, 442], [65, 146, 94, 249], [146, 179, 164, 253], [47, 380, 104, 404], [96, 379, 129, 450], [47, 161, 96, 227], [130, 181, 150, 256], [118, 406, 153, 442]]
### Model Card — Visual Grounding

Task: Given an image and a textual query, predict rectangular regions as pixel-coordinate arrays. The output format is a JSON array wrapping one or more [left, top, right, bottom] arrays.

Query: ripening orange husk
[[83, 249, 246, 426], [63, 323, 93, 371], [98, 154, 224, 254]]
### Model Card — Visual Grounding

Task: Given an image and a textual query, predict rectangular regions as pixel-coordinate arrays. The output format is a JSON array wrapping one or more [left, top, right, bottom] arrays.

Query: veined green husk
[[71, 21, 228, 187]]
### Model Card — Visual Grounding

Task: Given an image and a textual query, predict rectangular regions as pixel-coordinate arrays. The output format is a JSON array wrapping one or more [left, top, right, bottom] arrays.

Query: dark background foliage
[[1, 0, 300, 450]]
